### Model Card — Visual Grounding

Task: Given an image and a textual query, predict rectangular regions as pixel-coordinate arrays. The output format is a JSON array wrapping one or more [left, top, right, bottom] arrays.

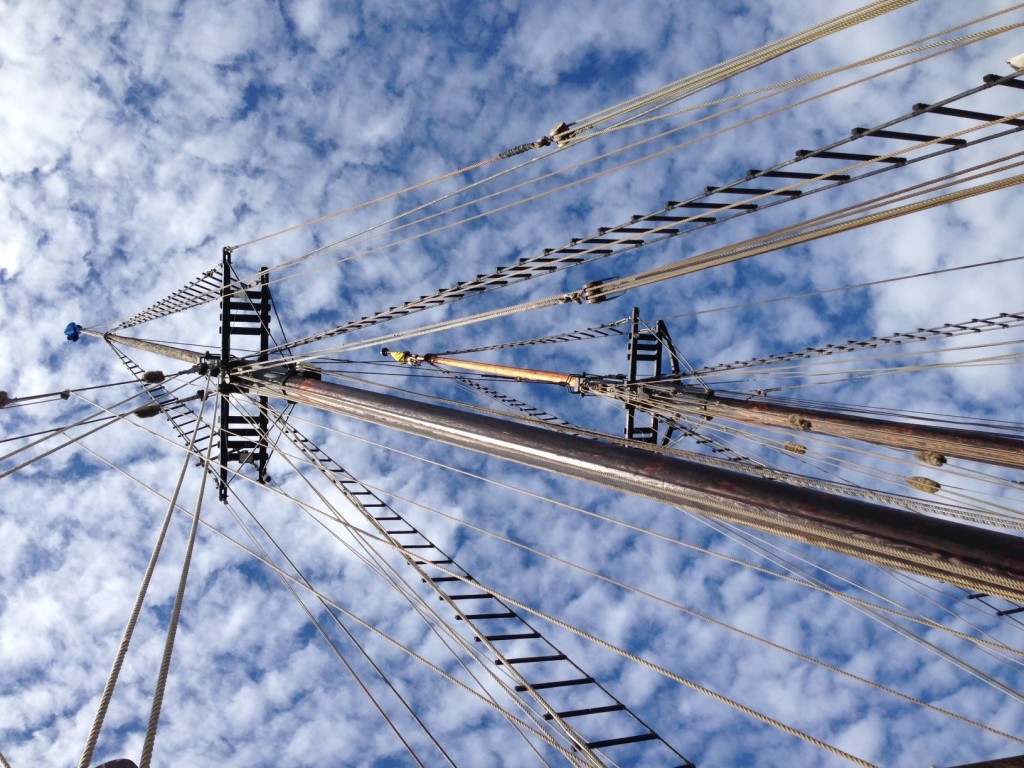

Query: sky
[[2, 1, 1024, 767]]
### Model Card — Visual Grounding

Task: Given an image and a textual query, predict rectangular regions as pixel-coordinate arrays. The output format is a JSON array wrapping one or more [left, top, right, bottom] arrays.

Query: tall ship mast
[[2, 3, 1024, 767]]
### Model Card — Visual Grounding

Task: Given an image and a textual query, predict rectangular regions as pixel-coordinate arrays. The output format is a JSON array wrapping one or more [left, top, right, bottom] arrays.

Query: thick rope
[[569, 0, 918, 141], [78, 402, 209, 768], [138, 405, 216, 768]]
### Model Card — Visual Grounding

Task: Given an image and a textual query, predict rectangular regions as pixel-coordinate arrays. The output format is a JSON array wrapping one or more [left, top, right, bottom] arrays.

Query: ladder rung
[[481, 632, 541, 641], [515, 677, 594, 692], [446, 593, 492, 600], [706, 186, 802, 197], [669, 202, 757, 210], [851, 127, 966, 147], [614, 226, 678, 234], [459, 612, 516, 620], [545, 704, 626, 720], [586, 732, 658, 749], [749, 169, 850, 181], [426, 576, 461, 582], [496, 654, 567, 665], [914, 103, 1024, 127], [796, 149, 906, 164], [385, 530, 418, 535]]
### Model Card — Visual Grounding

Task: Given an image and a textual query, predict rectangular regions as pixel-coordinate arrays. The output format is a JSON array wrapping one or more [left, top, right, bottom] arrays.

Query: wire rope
[[364, 481, 1024, 746], [77, 382, 212, 768]]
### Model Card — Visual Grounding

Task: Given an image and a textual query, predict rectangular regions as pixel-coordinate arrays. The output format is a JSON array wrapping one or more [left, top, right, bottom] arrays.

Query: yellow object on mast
[[381, 348, 582, 389]]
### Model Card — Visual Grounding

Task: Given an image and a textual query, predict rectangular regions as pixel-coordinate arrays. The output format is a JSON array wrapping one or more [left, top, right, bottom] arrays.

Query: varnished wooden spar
[[601, 383, 1024, 470], [403, 347, 1024, 470], [241, 367, 1024, 603]]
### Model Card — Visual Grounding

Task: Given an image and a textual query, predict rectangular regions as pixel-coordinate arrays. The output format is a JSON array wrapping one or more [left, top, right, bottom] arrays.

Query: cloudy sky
[[3, 1, 1024, 767]]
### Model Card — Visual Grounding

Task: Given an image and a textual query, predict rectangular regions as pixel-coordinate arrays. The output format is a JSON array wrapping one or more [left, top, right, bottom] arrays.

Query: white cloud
[[3, 2, 1024, 767]]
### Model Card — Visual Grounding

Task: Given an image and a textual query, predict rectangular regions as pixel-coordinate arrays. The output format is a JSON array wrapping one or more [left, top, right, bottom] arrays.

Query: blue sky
[[2, 1, 1024, 767]]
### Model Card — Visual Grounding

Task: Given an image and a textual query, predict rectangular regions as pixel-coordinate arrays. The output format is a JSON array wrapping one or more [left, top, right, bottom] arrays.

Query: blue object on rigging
[[64, 322, 83, 342]]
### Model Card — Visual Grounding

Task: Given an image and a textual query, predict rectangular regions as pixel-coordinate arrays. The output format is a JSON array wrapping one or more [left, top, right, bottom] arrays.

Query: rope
[[254, 63, 1022, 362], [267, 414, 676, 766], [436, 316, 631, 355], [80, 407, 1024, 668], [139, 402, 216, 768], [379, 487, 1024, 747], [420, 562, 878, 767], [223, 494, 439, 768], [569, 0, 918, 141], [0, 405, 138, 479], [225, 401, 594, 765], [586, 18, 1024, 139], [278, 407, 1024, 659], [230, 136, 553, 251], [663, 255, 1024, 326], [78, 393, 210, 768], [225, 16, 1003, 317], [589, 171, 1024, 300]]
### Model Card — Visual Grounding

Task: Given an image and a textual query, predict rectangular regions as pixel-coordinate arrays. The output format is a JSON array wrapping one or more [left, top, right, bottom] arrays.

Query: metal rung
[[497, 654, 567, 665], [796, 149, 906, 165], [227, 327, 264, 335], [482, 632, 541, 641], [415, 559, 453, 565], [851, 127, 967, 147], [913, 103, 1024, 127], [446, 593, 492, 600], [997, 606, 1024, 616], [427, 576, 461, 582], [587, 732, 658, 749], [459, 611, 516, 620], [669, 202, 757, 210], [226, 300, 259, 311], [614, 226, 679, 234], [374, 514, 400, 520], [515, 677, 594, 692], [403, 544, 436, 549], [706, 186, 801, 197], [545, 704, 626, 720], [750, 169, 850, 181], [385, 529, 418, 535]]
